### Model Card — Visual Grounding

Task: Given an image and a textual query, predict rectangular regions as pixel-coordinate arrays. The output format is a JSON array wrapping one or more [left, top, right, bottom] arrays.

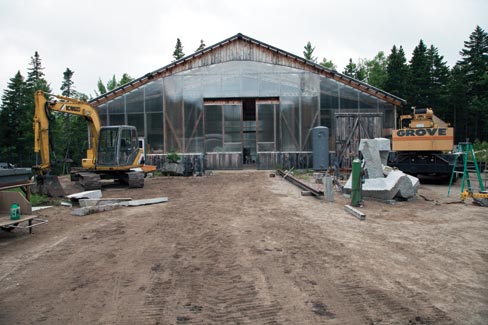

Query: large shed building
[[90, 33, 405, 170]]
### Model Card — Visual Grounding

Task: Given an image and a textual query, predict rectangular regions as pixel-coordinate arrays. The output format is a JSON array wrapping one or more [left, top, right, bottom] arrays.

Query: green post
[[351, 158, 362, 206]]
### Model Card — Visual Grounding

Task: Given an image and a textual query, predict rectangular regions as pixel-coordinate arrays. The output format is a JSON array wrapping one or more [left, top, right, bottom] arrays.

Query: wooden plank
[[0, 215, 38, 227]]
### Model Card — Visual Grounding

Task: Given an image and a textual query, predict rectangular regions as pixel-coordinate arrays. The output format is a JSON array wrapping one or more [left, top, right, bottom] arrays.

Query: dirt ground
[[0, 171, 487, 324]]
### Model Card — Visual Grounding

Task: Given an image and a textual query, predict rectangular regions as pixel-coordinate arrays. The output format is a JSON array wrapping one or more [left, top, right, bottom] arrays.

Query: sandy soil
[[0, 171, 487, 324]]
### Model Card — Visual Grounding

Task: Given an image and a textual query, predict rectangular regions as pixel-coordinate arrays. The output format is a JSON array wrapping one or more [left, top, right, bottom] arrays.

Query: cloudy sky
[[0, 0, 486, 98]]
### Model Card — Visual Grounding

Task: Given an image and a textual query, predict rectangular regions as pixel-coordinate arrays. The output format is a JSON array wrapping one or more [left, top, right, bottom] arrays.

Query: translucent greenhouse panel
[[221, 74, 240, 97], [380, 101, 395, 129], [127, 113, 144, 136], [204, 105, 223, 152], [241, 74, 259, 97], [301, 95, 319, 151], [320, 77, 339, 110], [203, 74, 222, 98], [107, 97, 125, 126], [280, 73, 301, 96], [223, 104, 242, 152], [109, 114, 126, 126], [184, 98, 204, 153], [164, 76, 184, 152], [280, 97, 299, 151], [145, 79, 164, 113], [259, 73, 281, 97], [359, 92, 378, 110], [257, 103, 276, 152], [97, 104, 108, 126], [147, 112, 164, 153], [126, 88, 144, 114], [339, 84, 359, 110]]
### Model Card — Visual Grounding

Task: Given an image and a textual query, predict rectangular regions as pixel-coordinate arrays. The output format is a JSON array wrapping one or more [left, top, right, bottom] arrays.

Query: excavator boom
[[33, 90, 148, 195], [33, 90, 101, 174]]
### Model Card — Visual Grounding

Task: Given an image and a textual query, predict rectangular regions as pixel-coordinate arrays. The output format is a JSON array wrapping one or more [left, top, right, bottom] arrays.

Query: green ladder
[[448, 142, 486, 199]]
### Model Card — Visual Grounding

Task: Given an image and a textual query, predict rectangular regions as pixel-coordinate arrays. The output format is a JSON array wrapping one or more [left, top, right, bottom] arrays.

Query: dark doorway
[[242, 98, 256, 166]]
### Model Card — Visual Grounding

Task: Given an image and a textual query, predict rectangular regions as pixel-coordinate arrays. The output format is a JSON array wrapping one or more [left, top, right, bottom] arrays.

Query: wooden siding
[[91, 35, 404, 107]]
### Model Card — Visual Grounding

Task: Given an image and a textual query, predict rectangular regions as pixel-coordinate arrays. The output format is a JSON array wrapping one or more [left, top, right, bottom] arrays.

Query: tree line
[[0, 27, 486, 168], [304, 26, 488, 145]]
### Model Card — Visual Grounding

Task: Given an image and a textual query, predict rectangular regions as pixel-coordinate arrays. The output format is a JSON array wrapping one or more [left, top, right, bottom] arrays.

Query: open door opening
[[242, 98, 256, 167]]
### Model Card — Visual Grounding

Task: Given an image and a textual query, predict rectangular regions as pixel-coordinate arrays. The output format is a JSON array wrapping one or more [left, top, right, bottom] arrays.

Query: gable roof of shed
[[90, 33, 406, 107]]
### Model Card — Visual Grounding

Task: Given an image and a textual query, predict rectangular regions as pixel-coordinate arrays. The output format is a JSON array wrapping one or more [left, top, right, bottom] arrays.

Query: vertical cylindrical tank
[[312, 126, 329, 171], [351, 158, 362, 206]]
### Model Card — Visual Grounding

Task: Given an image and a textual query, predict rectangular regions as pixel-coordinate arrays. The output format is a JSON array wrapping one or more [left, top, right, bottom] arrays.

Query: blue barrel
[[312, 126, 329, 171]]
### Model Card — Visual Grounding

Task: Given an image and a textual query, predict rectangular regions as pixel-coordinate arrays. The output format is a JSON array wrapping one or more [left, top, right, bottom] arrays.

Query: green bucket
[[10, 203, 20, 220]]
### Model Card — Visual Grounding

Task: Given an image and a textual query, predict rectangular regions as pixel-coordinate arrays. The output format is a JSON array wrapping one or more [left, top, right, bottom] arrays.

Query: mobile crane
[[388, 107, 456, 178], [33, 90, 150, 195]]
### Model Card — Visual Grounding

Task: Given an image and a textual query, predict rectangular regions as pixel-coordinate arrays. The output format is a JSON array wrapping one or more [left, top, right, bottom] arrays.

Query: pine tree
[[107, 75, 117, 91], [385, 45, 409, 101], [0, 71, 27, 164], [365, 51, 388, 89], [195, 39, 206, 52], [458, 25, 488, 101], [26, 51, 51, 93], [61, 68, 75, 97], [303, 41, 317, 63], [355, 59, 368, 82], [173, 38, 185, 61], [319, 57, 336, 70], [426, 45, 450, 112], [454, 25, 488, 141], [118, 73, 133, 86], [408, 40, 431, 107], [343, 58, 357, 78]]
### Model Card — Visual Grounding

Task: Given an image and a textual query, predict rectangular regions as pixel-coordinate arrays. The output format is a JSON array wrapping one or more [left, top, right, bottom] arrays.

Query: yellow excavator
[[33, 90, 153, 196]]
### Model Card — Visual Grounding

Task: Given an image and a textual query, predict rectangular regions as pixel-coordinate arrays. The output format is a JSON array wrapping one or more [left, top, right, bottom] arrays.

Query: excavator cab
[[97, 126, 141, 167]]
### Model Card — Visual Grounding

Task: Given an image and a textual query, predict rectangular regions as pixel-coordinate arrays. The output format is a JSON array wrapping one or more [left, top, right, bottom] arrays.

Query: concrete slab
[[67, 190, 102, 200], [79, 198, 132, 207], [119, 197, 168, 207]]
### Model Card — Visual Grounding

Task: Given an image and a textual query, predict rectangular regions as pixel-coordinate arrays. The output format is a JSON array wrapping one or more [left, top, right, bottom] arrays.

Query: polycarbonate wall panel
[[145, 80, 164, 113], [204, 105, 223, 152], [379, 101, 395, 128], [301, 95, 319, 151], [147, 113, 164, 152], [107, 97, 125, 125], [126, 88, 144, 114], [98, 104, 108, 126], [339, 85, 358, 110], [223, 105, 241, 144], [184, 98, 204, 153], [96, 60, 396, 158], [280, 97, 300, 151], [164, 76, 184, 152], [257, 103, 277, 152], [359, 92, 378, 110], [127, 114, 144, 136]]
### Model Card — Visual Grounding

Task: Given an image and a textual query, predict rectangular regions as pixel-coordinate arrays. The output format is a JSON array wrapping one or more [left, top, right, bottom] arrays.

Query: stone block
[[359, 140, 383, 179]]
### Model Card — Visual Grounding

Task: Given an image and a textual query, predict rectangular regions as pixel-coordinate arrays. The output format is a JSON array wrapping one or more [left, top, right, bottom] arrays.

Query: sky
[[0, 0, 487, 99]]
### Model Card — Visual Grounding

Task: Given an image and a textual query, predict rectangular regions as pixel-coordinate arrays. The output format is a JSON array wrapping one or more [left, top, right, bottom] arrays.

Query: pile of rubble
[[344, 138, 419, 202]]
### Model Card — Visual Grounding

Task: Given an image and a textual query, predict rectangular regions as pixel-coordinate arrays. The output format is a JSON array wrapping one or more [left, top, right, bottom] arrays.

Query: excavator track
[[78, 172, 102, 190], [127, 172, 144, 188]]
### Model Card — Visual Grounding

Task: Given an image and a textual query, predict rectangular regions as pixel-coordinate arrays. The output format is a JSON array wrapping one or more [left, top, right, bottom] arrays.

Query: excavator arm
[[33, 90, 101, 175]]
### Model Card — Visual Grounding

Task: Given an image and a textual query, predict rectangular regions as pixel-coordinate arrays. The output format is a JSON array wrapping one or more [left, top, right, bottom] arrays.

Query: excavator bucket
[[35, 175, 65, 197]]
